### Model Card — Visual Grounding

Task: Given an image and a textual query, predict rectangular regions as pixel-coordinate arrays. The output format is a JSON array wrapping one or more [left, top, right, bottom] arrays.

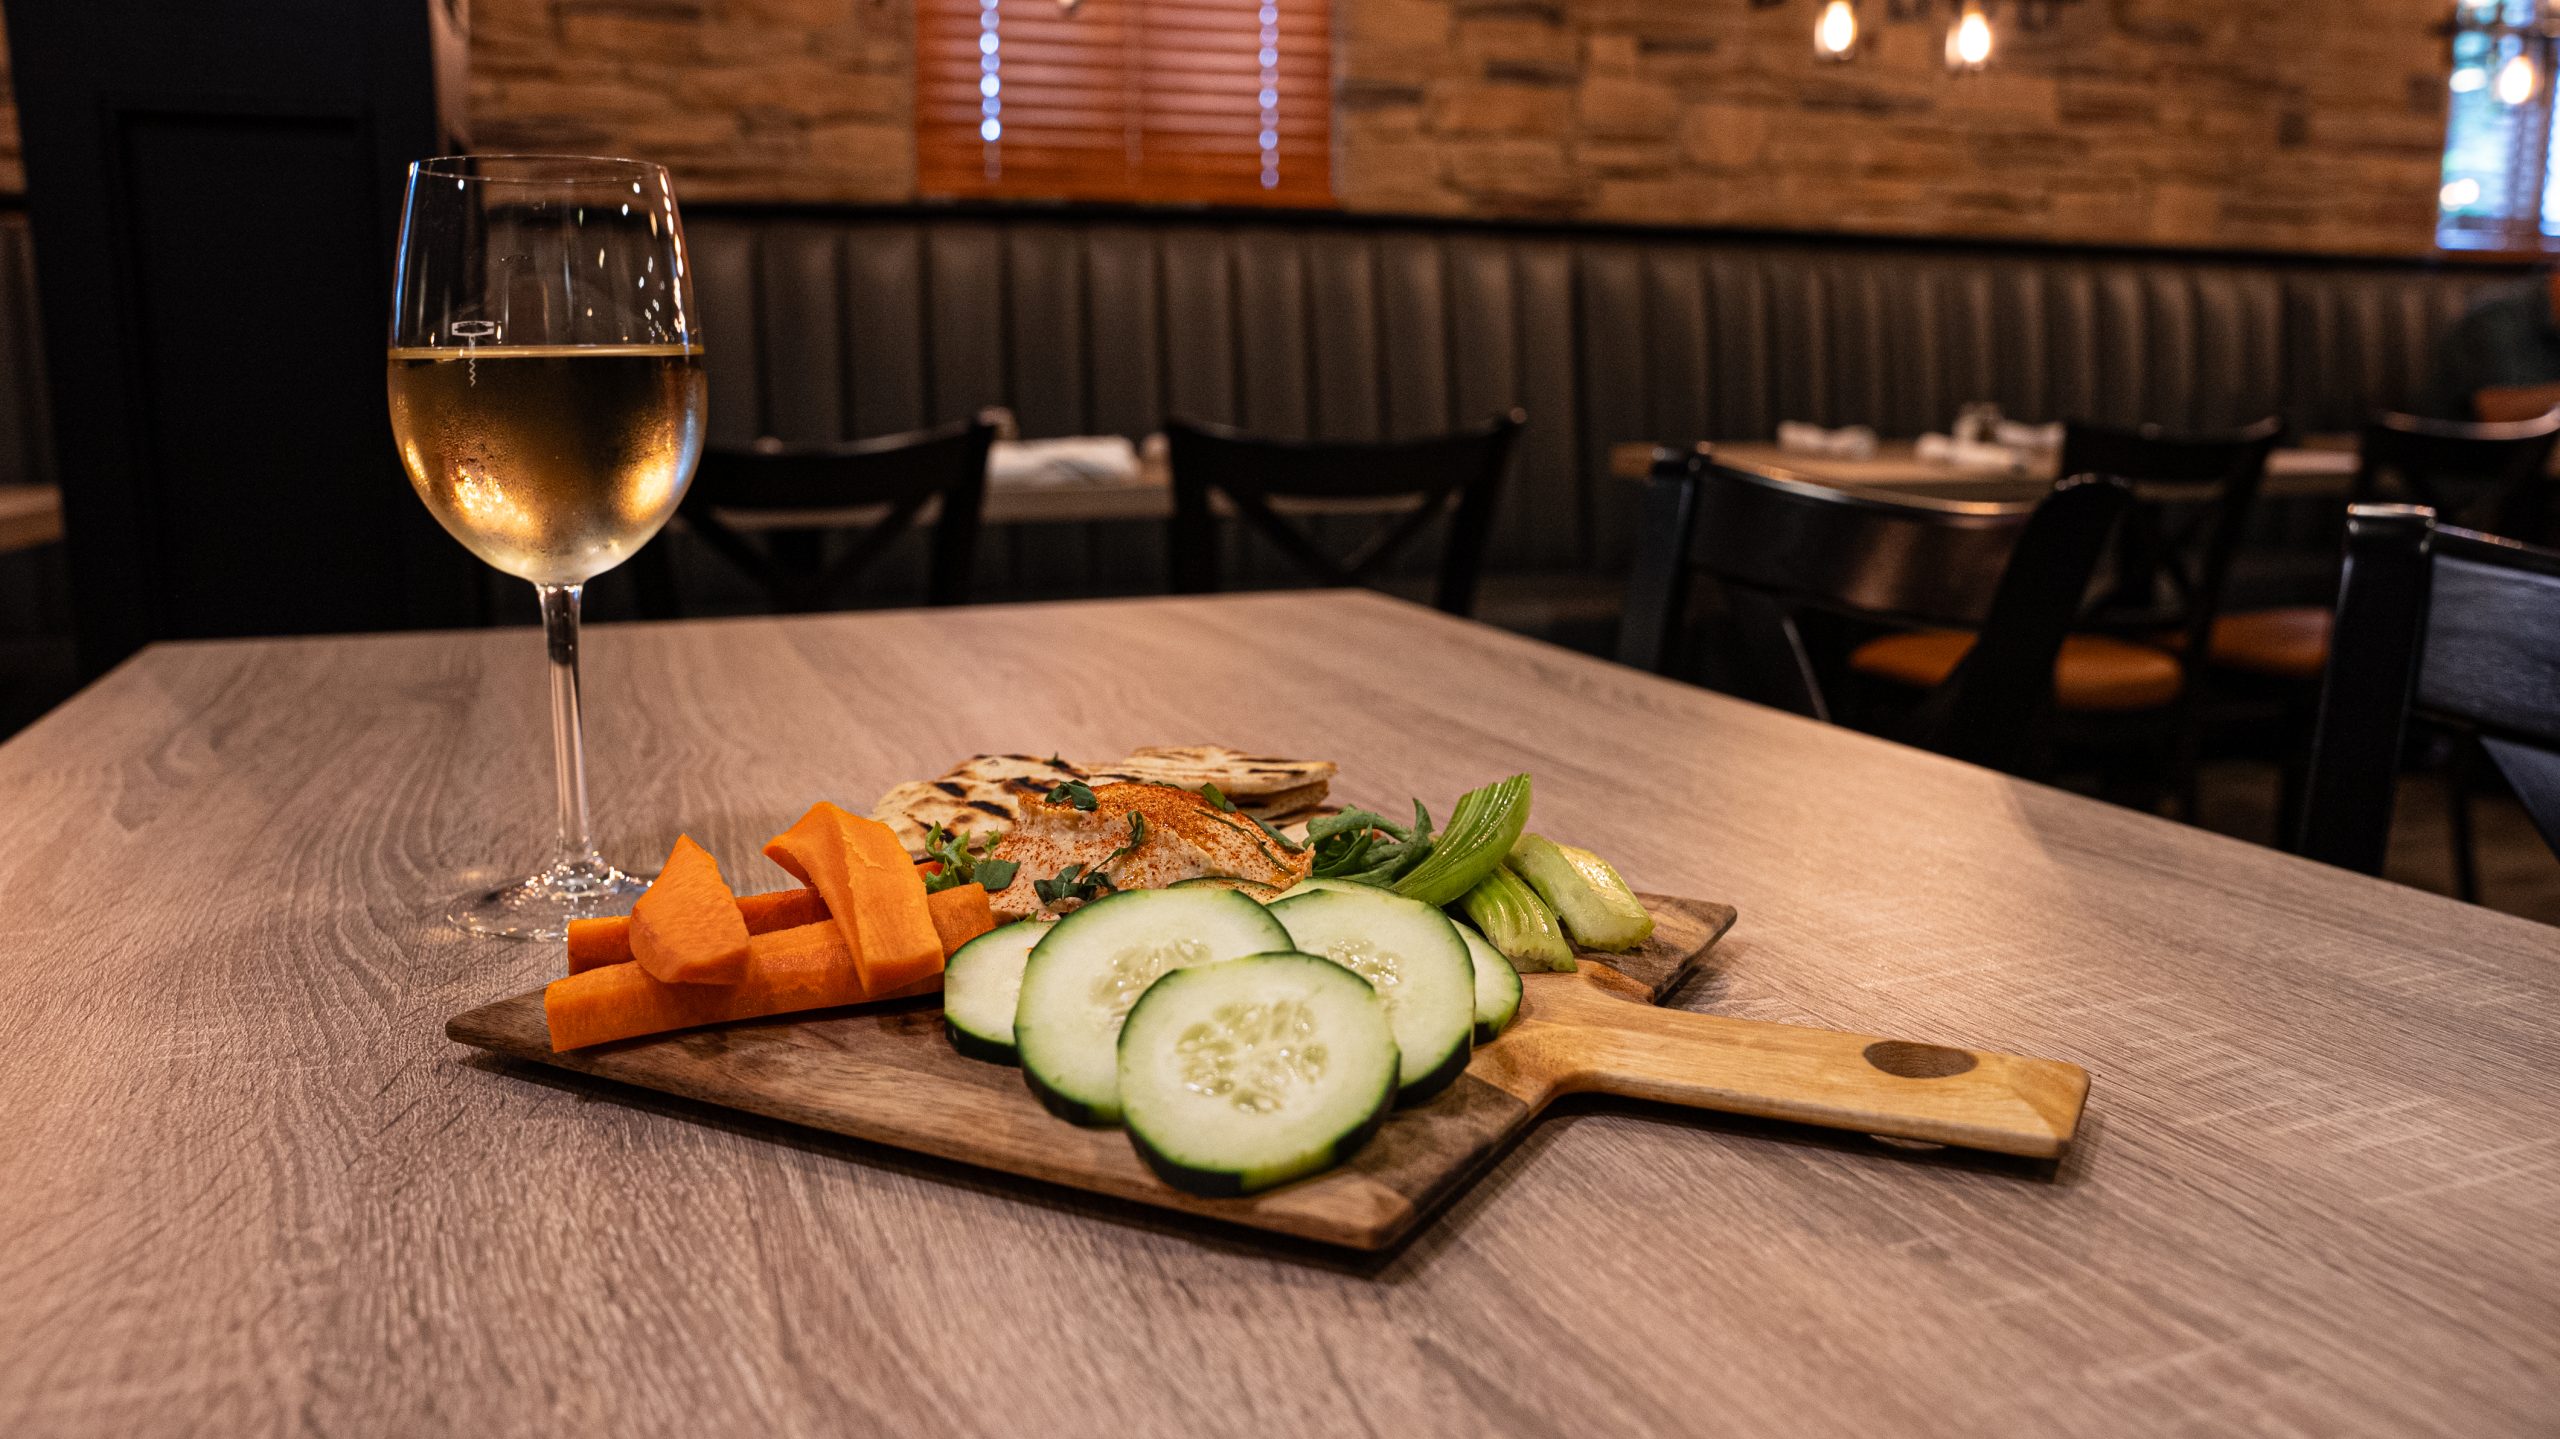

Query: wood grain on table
[[1, 592, 2554, 1437]]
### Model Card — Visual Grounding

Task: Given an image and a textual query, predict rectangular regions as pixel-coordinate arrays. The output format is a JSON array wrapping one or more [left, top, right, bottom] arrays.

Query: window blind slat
[[918, 0, 1330, 207]]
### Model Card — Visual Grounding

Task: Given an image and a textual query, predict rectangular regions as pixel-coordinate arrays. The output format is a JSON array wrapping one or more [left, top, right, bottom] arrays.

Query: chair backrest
[[1620, 445, 2133, 772], [682, 415, 995, 608], [2357, 409, 2560, 543], [1164, 411, 1524, 616], [2296, 504, 2560, 874], [2059, 415, 2283, 656]]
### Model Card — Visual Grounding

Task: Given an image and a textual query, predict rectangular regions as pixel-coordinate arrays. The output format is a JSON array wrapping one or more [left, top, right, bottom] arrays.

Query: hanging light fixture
[[1946, 0, 1994, 72], [1782, 0, 2064, 70], [1814, 0, 1860, 60]]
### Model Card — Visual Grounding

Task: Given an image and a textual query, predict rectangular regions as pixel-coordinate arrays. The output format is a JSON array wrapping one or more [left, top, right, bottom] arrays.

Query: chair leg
[[2447, 738, 2482, 905]]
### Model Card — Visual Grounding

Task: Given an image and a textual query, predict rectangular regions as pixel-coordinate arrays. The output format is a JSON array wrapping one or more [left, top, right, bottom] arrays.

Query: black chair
[[1621, 445, 2134, 775], [2359, 408, 2560, 541], [2210, 411, 2560, 689], [639, 416, 996, 615], [2062, 415, 2283, 639], [1164, 411, 1524, 617], [1839, 420, 2283, 775], [2047, 417, 2285, 814], [2296, 504, 2560, 880]]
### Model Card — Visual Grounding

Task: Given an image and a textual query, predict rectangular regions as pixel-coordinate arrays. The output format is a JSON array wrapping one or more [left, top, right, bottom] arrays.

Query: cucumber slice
[[942, 919, 1049, 1065], [1118, 951, 1399, 1196], [1452, 919, 1522, 1043], [1013, 888, 1292, 1125], [1458, 863, 1576, 972], [1170, 876, 1286, 901], [1266, 888, 1475, 1103], [1271, 877, 1380, 901], [1508, 833, 1655, 951]]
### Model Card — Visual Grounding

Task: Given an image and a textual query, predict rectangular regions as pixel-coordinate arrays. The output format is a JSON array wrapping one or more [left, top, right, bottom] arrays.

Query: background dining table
[[1614, 437, 2365, 509], [1, 591, 2553, 1437]]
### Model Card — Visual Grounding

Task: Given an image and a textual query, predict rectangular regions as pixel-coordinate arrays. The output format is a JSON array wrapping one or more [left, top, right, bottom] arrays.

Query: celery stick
[[1508, 833, 1655, 951], [1456, 863, 1574, 972], [1394, 774, 1532, 908]]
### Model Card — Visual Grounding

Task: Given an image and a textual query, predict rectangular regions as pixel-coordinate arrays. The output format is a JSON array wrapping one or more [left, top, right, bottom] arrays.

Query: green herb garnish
[[1308, 807, 1404, 880], [922, 823, 1021, 894], [1032, 863, 1098, 907], [1028, 813, 1148, 910], [1044, 779, 1099, 811]]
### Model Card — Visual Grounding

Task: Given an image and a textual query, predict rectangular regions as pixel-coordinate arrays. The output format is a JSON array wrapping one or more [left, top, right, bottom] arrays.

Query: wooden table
[[4, 592, 2554, 1436], [1610, 439, 2361, 505], [0, 483, 61, 552]]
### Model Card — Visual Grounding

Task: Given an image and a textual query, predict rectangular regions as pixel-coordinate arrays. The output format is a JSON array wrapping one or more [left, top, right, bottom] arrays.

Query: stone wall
[[0, 0, 2459, 257], [1335, 0, 2451, 256], [471, 0, 915, 201]]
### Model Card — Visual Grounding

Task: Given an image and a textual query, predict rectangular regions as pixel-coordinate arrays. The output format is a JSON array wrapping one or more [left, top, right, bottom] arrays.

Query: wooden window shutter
[[917, 0, 1332, 207]]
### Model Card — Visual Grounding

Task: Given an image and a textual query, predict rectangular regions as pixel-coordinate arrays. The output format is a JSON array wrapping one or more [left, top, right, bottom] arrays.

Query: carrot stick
[[567, 886, 827, 974], [566, 882, 986, 975], [628, 835, 753, 985], [927, 882, 996, 956], [544, 920, 939, 1052], [765, 803, 946, 995]]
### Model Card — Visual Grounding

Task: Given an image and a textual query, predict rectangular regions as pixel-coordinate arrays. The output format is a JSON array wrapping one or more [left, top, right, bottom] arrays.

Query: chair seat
[[2202, 606, 2332, 680], [1849, 630, 2185, 712]]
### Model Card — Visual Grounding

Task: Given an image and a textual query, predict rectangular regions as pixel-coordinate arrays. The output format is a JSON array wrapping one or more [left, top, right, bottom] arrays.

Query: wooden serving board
[[447, 896, 2090, 1250]]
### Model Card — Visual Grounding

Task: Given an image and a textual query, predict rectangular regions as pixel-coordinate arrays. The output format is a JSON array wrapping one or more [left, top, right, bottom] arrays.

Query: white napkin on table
[[1993, 419, 2064, 456], [1776, 420, 1879, 459], [1915, 433, 2036, 473], [988, 435, 1142, 487]]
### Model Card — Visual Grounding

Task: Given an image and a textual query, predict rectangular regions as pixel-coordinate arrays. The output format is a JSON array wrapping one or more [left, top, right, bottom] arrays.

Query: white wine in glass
[[388, 156, 706, 938]]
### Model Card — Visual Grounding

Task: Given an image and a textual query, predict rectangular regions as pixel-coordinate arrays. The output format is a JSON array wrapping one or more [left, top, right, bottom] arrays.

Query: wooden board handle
[[1509, 979, 2089, 1159]]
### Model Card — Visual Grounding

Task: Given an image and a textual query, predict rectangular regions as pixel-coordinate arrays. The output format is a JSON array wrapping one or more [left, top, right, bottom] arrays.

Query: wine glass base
[[447, 857, 652, 940]]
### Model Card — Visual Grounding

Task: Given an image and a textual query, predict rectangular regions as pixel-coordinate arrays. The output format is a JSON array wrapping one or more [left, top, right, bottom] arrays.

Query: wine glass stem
[[537, 582, 598, 872]]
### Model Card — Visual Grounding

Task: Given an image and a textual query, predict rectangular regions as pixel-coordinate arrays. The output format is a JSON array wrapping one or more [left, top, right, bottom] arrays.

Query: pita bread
[[1103, 745, 1338, 799], [871, 745, 1334, 856]]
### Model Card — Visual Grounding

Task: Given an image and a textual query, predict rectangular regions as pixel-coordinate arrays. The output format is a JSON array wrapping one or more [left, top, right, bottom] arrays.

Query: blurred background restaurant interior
[[0, 0, 2554, 923]]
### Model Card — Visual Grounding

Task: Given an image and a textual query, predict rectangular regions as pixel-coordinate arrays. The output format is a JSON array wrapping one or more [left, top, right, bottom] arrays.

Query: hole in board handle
[[1862, 1040, 1978, 1079]]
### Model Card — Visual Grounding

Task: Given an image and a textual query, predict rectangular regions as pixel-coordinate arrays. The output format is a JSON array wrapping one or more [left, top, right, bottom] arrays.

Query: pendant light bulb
[[1947, 2, 1994, 72], [1815, 1, 1859, 60]]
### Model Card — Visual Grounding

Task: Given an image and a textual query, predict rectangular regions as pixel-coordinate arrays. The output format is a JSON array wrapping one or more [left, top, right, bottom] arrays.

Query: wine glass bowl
[[388, 155, 705, 938]]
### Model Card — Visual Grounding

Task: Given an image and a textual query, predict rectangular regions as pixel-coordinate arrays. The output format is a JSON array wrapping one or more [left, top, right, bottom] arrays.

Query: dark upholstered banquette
[[0, 205, 2522, 594], [680, 206, 2520, 583]]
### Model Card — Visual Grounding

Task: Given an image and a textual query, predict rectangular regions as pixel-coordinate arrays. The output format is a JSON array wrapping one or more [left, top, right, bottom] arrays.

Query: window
[[916, 0, 1331, 207], [2439, 1, 2560, 249]]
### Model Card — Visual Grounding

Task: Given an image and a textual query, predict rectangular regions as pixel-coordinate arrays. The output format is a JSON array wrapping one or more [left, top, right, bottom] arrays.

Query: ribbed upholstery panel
[[925, 225, 1006, 425], [846, 226, 930, 437], [686, 218, 763, 447], [1377, 232, 1448, 439], [1006, 227, 1087, 439], [760, 224, 845, 442], [1084, 226, 1164, 441], [0, 209, 2511, 587]]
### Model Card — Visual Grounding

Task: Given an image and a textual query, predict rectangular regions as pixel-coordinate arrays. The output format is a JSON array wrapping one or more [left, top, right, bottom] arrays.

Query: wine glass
[[387, 155, 705, 938]]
